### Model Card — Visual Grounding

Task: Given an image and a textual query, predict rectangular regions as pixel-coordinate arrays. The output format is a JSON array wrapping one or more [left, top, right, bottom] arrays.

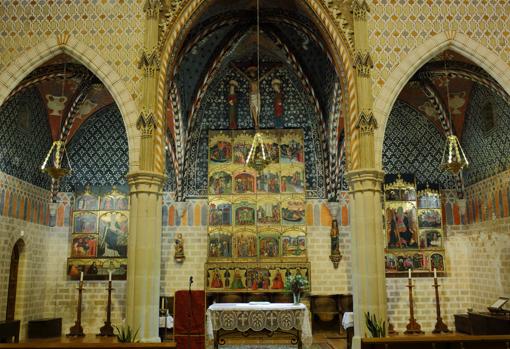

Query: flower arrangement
[[285, 274, 309, 304]]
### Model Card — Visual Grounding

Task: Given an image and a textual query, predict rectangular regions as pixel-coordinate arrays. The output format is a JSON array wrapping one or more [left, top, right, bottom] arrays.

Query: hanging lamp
[[440, 56, 469, 174]]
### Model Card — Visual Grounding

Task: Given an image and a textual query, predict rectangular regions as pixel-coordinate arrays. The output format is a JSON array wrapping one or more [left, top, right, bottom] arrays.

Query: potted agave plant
[[114, 322, 140, 343], [285, 274, 309, 304]]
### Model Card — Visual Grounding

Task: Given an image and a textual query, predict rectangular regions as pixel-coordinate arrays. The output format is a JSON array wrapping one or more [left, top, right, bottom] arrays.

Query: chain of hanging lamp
[[440, 54, 469, 174], [245, 0, 271, 173]]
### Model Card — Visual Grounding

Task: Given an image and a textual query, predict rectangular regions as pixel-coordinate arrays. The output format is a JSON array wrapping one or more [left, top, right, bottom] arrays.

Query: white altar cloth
[[206, 303, 312, 348], [342, 311, 354, 329]]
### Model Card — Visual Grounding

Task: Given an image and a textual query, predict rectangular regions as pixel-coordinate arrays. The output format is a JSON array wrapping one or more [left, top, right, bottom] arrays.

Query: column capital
[[138, 49, 161, 77], [355, 110, 378, 135], [345, 169, 384, 193], [353, 51, 373, 77], [352, 0, 370, 22], [136, 110, 157, 136], [143, 0, 162, 18], [127, 170, 166, 194]]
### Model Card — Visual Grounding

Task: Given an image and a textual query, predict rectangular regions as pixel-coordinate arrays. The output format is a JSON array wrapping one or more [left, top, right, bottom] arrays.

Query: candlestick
[[404, 276, 424, 335], [432, 275, 450, 333], [67, 281, 85, 337], [98, 280, 115, 336]]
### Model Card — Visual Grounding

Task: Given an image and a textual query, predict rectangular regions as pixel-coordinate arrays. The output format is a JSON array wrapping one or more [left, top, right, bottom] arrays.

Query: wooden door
[[6, 240, 22, 321]]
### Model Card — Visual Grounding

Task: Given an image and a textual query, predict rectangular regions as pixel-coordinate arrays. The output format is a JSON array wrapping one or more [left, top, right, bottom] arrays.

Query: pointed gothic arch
[[373, 31, 510, 169], [0, 35, 140, 170], [155, 0, 357, 175]]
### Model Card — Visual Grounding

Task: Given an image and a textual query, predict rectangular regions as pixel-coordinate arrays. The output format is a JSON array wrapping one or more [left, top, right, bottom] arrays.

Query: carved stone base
[[329, 253, 342, 268]]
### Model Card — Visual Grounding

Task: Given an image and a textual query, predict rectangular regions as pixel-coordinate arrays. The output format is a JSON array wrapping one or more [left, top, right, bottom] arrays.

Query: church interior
[[0, 1, 510, 348]]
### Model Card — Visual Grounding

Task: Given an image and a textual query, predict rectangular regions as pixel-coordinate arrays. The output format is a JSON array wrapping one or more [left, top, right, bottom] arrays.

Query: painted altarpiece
[[205, 129, 310, 292], [67, 187, 129, 280], [384, 175, 446, 276]]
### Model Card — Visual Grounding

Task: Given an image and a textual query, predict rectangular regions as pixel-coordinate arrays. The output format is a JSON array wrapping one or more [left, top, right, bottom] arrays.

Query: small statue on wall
[[228, 80, 239, 129], [272, 78, 284, 128], [174, 233, 185, 263], [330, 219, 342, 268]]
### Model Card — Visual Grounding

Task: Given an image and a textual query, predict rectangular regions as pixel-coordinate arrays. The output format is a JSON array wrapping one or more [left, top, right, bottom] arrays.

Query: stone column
[[126, 0, 165, 342], [347, 1, 387, 348]]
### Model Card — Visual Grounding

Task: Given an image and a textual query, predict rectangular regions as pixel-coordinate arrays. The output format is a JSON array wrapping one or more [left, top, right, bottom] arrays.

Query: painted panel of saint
[[419, 229, 443, 248], [230, 268, 245, 289], [208, 171, 232, 195], [208, 232, 232, 258], [232, 231, 257, 258], [417, 209, 442, 229], [98, 212, 128, 257], [281, 197, 305, 225], [233, 171, 256, 194], [246, 268, 271, 290], [270, 269, 285, 290], [258, 235, 280, 258], [75, 193, 99, 211], [417, 191, 441, 209], [116, 196, 129, 210], [233, 200, 256, 225], [385, 254, 398, 272], [209, 199, 232, 226], [281, 231, 306, 257], [257, 165, 280, 193], [209, 268, 225, 289], [101, 195, 116, 210], [73, 211, 98, 234], [386, 202, 418, 249], [430, 253, 445, 271], [209, 140, 232, 163], [280, 167, 305, 193], [280, 139, 304, 164], [71, 234, 98, 257], [256, 198, 281, 224]]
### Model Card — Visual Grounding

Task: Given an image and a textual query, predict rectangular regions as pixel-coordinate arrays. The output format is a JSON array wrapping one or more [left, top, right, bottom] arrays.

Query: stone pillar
[[126, 0, 165, 342], [347, 1, 387, 348], [126, 171, 165, 342]]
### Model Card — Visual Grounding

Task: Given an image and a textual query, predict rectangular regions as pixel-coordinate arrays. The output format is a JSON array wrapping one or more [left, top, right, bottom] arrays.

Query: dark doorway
[[6, 239, 24, 321]]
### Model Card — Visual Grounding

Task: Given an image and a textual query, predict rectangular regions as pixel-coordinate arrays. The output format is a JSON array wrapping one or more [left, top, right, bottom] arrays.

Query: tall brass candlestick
[[432, 273, 450, 333], [67, 280, 85, 337], [404, 276, 424, 335], [98, 280, 115, 336]]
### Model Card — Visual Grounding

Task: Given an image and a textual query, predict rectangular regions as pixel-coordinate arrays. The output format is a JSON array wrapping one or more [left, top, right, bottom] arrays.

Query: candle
[[408, 268, 412, 279], [162, 298, 166, 309], [434, 268, 437, 279], [80, 271, 83, 282], [109, 271, 112, 282]]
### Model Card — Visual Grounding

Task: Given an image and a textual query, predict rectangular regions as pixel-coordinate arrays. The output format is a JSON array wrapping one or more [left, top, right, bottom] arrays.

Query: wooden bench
[[0, 320, 20, 343]]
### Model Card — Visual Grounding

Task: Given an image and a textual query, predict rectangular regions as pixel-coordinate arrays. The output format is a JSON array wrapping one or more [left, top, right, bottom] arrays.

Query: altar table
[[206, 303, 312, 349]]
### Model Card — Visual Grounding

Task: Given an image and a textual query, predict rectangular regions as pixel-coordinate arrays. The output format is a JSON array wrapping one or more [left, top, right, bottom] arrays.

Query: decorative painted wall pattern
[[0, 171, 51, 226], [369, 0, 510, 97], [383, 100, 455, 188], [164, 150, 177, 192], [0, 87, 52, 189], [183, 61, 326, 198], [60, 105, 129, 192], [461, 84, 510, 186], [0, 1, 144, 102]]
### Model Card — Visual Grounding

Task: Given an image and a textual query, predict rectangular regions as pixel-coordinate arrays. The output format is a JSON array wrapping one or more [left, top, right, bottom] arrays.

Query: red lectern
[[174, 290, 205, 349]]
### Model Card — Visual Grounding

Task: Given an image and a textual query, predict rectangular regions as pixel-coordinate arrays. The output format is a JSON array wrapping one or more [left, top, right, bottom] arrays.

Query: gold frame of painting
[[280, 131, 305, 165], [208, 165, 233, 196], [72, 210, 98, 235], [208, 196, 233, 227], [232, 226, 258, 261], [256, 163, 281, 194], [208, 130, 233, 165], [385, 201, 419, 250], [280, 193, 306, 226], [207, 227, 233, 261], [232, 167, 257, 195], [232, 131, 255, 165], [281, 226, 307, 260], [204, 261, 311, 293], [256, 194, 281, 225], [232, 195, 256, 226], [280, 164, 305, 194], [257, 226, 282, 262]]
